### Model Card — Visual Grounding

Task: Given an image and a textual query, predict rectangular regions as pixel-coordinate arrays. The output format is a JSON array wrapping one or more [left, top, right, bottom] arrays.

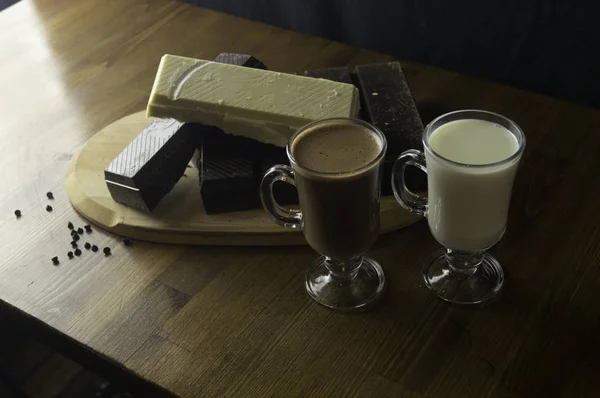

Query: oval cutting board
[[65, 111, 422, 245]]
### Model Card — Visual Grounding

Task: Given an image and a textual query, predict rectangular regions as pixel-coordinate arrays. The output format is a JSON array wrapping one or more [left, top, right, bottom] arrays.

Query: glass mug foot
[[305, 256, 386, 312], [423, 249, 504, 305]]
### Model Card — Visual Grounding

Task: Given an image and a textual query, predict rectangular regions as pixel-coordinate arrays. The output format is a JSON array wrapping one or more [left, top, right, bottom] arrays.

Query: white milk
[[426, 119, 520, 251]]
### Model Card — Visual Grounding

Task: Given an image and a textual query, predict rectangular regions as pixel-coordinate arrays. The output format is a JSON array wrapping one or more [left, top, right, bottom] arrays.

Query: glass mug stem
[[325, 256, 363, 279], [444, 249, 484, 275]]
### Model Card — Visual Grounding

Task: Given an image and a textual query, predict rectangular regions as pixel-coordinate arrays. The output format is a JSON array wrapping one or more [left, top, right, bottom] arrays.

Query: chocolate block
[[196, 53, 269, 214], [105, 119, 198, 212], [353, 62, 425, 194], [213, 53, 267, 70], [200, 128, 261, 214], [259, 144, 298, 205], [304, 66, 354, 86]]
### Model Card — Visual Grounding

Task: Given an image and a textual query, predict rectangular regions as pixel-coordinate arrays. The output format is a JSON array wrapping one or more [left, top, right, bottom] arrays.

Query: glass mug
[[392, 110, 525, 305], [261, 118, 387, 312]]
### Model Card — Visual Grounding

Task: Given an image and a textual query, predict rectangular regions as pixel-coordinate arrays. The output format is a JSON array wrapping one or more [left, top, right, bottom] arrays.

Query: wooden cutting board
[[65, 111, 422, 245]]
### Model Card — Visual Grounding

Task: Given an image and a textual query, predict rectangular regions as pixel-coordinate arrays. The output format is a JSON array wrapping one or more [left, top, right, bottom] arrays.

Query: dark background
[[182, 0, 600, 108]]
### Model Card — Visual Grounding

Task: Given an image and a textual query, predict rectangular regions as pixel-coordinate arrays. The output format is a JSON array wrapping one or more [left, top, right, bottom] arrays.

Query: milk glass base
[[423, 249, 504, 305], [305, 255, 386, 312]]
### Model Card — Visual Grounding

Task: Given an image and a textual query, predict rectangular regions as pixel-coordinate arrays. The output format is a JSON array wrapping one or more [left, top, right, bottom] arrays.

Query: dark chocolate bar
[[353, 62, 425, 194], [200, 129, 261, 214], [105, 119, 198, 212]]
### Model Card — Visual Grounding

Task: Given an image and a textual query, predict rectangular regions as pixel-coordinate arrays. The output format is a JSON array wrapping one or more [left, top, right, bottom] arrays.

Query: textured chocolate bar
[[259, 143, 298, 205], [105, 119, 198, 212], [353, 62, 425, 194], [200, 129, 261, 214]]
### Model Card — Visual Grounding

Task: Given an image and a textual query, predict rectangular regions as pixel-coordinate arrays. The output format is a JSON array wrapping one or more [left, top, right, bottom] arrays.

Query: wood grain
[[65, 111, 421, 246], [2, 0, 600, 397]]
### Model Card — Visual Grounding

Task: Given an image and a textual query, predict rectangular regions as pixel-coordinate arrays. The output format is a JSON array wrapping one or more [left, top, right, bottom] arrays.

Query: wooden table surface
[[1, 0, 600, 397]]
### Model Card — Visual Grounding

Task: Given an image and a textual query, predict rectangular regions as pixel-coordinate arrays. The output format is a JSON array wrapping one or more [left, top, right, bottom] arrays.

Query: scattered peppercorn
[[46, 192, 54, 199], [71, 241, 78, 248], [122, 239, 132, 246], [84, 225, 92, 233], [46, 205, 53, 212], [74, 249, 82, 256], [103, 247, 111, 256], [84, 242, 91, 250], [68, 222, 74, 230], [77, 227, 84, 234], [67, 251, 74, 259], [91, 245, 99, 252], [51, 256, 59, 265], [72, 234, 80, 242], [14, 210, 21, 218]]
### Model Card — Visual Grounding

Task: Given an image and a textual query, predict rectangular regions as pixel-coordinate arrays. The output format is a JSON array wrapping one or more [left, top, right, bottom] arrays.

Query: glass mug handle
[[391, 149, 428, 217], [260, 165, 303, 229]]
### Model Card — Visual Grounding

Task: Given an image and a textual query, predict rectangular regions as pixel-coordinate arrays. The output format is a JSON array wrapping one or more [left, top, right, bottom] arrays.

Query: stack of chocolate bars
[[104, 53, 424, 214]]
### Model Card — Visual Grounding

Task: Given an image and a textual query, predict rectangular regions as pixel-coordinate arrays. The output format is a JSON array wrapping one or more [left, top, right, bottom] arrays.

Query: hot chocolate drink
[[290, 119, 385, 258]]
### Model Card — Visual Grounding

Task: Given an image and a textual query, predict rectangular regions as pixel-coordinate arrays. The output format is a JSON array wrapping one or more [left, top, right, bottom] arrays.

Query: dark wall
[[182, 0, 600, 108]]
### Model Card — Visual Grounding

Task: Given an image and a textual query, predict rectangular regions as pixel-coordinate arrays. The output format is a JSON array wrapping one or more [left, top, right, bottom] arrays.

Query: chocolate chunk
[[14, 210, 21, 218], [46, 192, 54, 199], [304, 66, 354, 86], [105, 119, 199, 212], [45, 205, 53, 212], [214, 53, 267, 69], [353, 62, 425, 194], [91, 245, 99, 252], [74, 248, 82, 256], [84, 242, 91, 250], [259, 143, 298, 205], [67, 222, 74, 230], [200, 127, 261, 214], [103, 247, 111, 256], [51, 256, 59, 265]]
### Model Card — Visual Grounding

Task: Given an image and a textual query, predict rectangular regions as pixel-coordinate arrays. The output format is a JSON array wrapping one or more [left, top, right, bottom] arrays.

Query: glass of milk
[[391, 110, 525, 305]]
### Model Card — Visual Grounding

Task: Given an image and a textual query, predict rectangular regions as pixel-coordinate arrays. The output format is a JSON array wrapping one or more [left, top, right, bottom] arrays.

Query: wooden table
[[1, 1, 600, 397]]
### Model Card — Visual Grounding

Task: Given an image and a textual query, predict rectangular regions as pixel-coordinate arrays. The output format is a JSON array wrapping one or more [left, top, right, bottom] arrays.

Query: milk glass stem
[[444, 249, 484, 275]]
